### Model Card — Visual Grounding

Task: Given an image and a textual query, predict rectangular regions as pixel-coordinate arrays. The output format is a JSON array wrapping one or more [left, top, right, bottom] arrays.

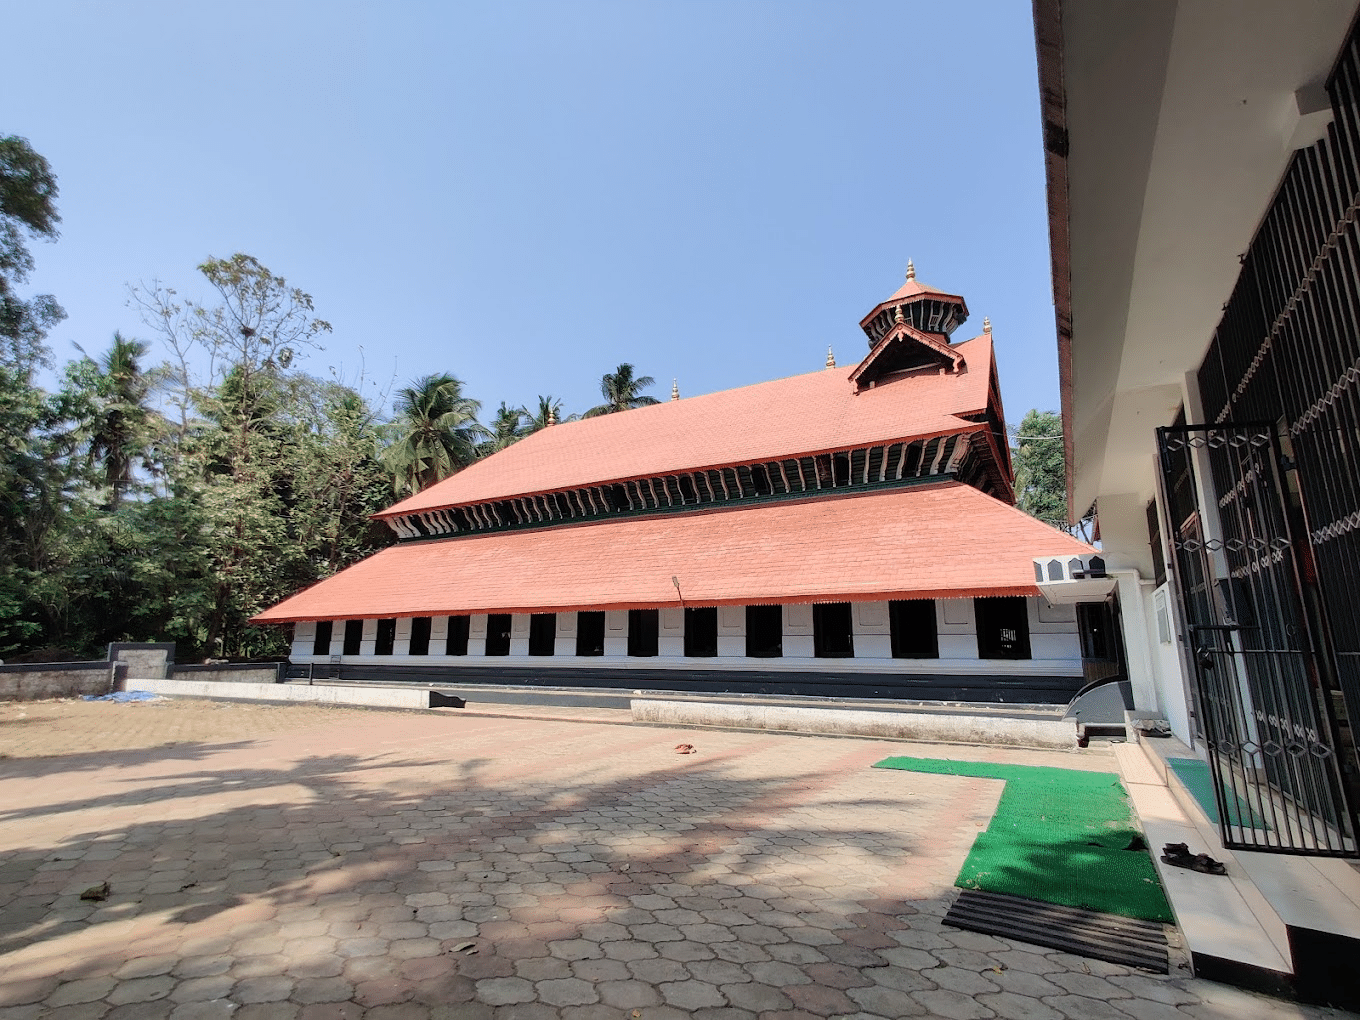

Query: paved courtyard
[[0, 698, 1351, 1020]]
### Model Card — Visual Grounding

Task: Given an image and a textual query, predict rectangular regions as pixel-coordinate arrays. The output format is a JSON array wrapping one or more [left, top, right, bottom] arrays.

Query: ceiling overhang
[[1035, 0, 1359, 519]]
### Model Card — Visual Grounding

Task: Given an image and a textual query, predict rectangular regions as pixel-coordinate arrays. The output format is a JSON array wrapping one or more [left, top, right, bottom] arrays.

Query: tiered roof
[[253, 483, 1093, 622], [252, 267, 1084, 625]]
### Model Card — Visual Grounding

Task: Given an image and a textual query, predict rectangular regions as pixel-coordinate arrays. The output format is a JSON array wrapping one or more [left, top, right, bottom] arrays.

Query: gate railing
[[1157, 423, 1358, 856]]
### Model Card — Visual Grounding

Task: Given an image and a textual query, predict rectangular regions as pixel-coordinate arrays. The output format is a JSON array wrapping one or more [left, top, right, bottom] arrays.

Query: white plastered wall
[[294, 597, 1083, 676]]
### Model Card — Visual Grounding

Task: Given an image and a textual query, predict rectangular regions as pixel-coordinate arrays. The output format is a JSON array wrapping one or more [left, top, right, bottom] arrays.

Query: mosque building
[[252, 265, 1102, 703]]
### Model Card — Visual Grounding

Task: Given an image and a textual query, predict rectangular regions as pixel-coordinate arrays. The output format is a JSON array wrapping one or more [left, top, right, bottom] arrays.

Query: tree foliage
[[0, 135, 65, 373], [0, 143, 675, 662], [382, 373, 488, 497], [584, 363, 659, 417], [1011, 409, 1071, 531]]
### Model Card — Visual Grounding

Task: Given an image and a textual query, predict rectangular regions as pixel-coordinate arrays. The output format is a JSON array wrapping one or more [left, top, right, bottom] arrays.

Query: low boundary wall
[[631, 698, 1076, 747], [175, 663, 287, 684], [131, 678, 434, 709], [0, 661, 126, 701]]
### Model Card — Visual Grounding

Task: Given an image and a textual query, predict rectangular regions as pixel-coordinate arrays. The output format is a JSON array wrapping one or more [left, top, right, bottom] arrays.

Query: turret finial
[[825, 346, 836, 369], [983, 316, 992, 333], [546, 406, 556, 426], [905, 258, 916, 281], [671, 378, 680, 401], [893, 305, 905, 323]]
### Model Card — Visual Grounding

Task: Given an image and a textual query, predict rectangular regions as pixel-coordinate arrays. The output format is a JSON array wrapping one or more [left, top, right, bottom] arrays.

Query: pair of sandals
[[1160, 841, 1227, 875]]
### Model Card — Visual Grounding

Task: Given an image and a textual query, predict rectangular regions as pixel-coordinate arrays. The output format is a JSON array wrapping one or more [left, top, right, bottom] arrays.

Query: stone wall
[[174, 663, 286, 684], [108, 643, 174, 680], [0, 661, 126, 702]]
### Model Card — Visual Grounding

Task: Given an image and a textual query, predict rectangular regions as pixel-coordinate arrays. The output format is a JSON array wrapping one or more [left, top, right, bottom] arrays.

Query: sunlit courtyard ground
[[0, 698, 1350, 1020]]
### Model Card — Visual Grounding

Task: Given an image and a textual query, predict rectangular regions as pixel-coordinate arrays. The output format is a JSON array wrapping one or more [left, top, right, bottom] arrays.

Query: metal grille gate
[[1158, 423, 1357, 855]]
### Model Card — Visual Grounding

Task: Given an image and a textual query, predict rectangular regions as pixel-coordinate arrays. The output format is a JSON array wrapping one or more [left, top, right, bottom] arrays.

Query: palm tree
[[526, 394, 563, 432], [382, 373, 489, 496], [80, 332, 154, 509], [584, 364, 660, 417], [478, 402, 530, 457]]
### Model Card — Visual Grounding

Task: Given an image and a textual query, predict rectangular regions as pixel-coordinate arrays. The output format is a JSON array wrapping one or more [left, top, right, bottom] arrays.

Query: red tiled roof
[[381, 335, 996, 518], [253, 481, 1093, 623]]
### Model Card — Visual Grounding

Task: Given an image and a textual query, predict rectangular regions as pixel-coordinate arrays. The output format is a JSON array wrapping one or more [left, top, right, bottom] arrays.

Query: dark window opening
[[813, 603, 855, 658], [678, 475, 697, 504], [529, 613, 556, 655], [343, 619, 363, 655], [750, 465, 772, 495], [890, 600, 938, 658], [375, 618, 397, 656], [628, 609, 659, 656], [1146, 499, 1167, 588], [746, 604, 783, 658], [975, 597, 1031, 659], [409, 616, 431, 656], [685, 607, 718, 657], [312, 620, 333, 656], [577, 611, 606, 656], [485, 614, 512, 656], [1077, 602, 1116, 661], [446, 615, 470, 656], [833, 454, 851, 486]]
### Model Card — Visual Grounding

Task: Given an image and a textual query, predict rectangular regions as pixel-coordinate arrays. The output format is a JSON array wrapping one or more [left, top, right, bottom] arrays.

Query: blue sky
[[8, 0, 1058, 421]]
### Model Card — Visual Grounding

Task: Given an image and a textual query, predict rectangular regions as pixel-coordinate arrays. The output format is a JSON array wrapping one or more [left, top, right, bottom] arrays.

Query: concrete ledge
[[132, 678, 433, 709], [631, 698, 1076, 747]]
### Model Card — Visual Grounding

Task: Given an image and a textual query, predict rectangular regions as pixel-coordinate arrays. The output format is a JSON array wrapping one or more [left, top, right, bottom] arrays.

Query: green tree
[[0, 135, 64, 373], [1011, 409, 1070, 530], [382, 373, 488, 496], [584, 363, 659, 417], [74, 332, 156, 509], [526, 394, 563, 432], [479, 401, 530, 456]]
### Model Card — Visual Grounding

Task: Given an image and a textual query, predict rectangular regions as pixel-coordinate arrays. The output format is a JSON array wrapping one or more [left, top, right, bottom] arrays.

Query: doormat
[[873, 757, 1173, 923], [1166, 757, 1271, 829], [943, 889, 1169, 973]]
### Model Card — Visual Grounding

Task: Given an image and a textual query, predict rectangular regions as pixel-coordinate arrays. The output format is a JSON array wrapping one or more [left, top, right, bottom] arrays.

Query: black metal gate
[[1157, 422, 1358, 856]]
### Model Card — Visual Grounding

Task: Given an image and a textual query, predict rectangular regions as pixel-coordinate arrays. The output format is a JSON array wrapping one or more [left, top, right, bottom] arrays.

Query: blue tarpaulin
[[82, 690, 161, 703]]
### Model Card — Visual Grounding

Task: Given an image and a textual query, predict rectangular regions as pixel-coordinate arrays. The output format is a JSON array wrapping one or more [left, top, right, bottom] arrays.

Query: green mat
[[873, 757, 1174, 923], [1166, 757, 1270, 829]]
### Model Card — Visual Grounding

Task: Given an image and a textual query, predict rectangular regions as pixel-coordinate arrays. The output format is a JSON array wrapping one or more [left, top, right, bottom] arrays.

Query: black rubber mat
[[942, 890, 1170, 973]]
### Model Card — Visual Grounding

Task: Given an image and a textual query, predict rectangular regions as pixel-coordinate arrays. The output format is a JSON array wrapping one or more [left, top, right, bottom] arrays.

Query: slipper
[[674, 743, 696, 754], [1159, 849, 1227, 875], [1161, 842, 1190, 859], [1190, 853, 1227, 875]]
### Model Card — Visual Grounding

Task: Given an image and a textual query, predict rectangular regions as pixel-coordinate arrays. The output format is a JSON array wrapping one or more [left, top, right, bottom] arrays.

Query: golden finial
[[546, 406, 556, 426], [906, 258, 916, 281], [893, 305, 905, 323], [983, 316, 992, 333], [671, 378, 679, 401], [825, 346, 836, 369]]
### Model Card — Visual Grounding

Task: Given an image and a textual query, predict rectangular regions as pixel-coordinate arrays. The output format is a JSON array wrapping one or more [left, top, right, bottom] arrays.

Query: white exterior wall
[[604, 611, 629, 656], [468, 614, 488, 656], [783, 604, 814, 658], [717, 606, 745, 658], [292, 597, 1084, 676], [554, 611, 577, 656], [509, 613, 530, 656], [291, 620, 316, 659], [659, 608, 684, 657]]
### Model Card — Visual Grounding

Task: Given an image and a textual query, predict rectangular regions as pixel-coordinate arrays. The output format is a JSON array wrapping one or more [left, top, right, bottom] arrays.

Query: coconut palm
[[79, 332, 154, 509], [584, 364, 660, 417], [478, 402, 531, 457], [382, 373, 488, 496], [527, 394, 564, 432]]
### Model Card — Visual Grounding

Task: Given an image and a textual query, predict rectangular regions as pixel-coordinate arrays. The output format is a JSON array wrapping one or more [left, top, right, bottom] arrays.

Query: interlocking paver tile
[[0, 699, 1348, 1020]]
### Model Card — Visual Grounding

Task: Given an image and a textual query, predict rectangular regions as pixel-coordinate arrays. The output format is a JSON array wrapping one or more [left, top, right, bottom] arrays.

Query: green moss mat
[[1167, 756, 1270, 829], [873, 756, 1174, 923]]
